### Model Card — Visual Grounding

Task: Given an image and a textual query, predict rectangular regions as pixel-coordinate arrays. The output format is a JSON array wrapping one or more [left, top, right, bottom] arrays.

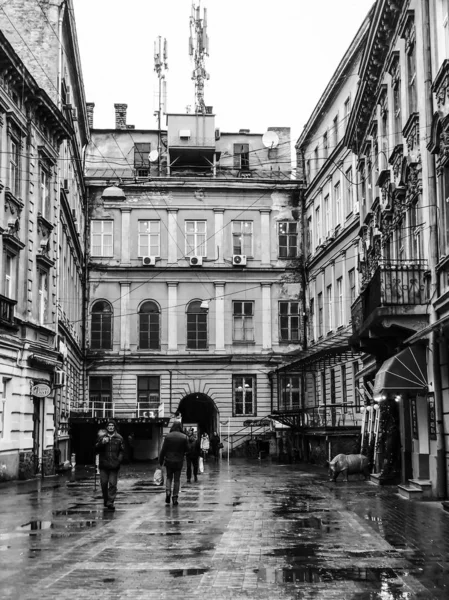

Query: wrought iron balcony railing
[[71, 401, 164, 419], [352, 260, 429, 332], [275, 403, 360, 428], [0, 294, 16, 326]]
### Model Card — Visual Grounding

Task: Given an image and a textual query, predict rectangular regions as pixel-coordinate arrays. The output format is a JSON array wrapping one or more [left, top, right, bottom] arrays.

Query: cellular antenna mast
[[189, 2, 209, 115], [154, 36, 168, 174]]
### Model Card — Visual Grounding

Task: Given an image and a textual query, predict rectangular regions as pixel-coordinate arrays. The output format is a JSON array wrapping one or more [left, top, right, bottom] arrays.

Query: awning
[[373, 346, 428, 396]]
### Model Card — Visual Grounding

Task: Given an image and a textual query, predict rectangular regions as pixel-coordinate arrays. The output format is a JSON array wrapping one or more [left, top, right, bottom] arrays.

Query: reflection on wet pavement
[[0, 460, 448, 598]]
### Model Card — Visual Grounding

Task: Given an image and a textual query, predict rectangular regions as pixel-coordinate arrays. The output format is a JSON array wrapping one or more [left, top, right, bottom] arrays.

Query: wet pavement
[[0, 458, 448, 599]]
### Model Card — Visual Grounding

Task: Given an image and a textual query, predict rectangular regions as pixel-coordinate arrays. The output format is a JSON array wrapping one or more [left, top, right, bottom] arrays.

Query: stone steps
[[398, 479, 432, 500]]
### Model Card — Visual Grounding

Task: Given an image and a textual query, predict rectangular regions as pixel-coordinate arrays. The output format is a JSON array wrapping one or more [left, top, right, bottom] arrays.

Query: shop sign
[[428, 394, 437, 440], [31, 383, 51, 398]]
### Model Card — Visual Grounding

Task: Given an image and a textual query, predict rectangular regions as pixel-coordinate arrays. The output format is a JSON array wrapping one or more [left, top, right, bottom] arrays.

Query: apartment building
[[72, 105, 299, 462]]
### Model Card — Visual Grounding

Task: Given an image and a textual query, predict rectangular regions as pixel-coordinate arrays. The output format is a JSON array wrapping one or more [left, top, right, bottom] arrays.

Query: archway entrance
[[176, 393, 219, 437]]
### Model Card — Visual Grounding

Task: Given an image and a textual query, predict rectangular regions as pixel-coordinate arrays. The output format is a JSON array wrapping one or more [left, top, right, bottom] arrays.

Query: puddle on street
[[169, 568, 209, 578], [268, 544, 319, 557], [18, 519, 98, 532], [256, 566, 403, 585]]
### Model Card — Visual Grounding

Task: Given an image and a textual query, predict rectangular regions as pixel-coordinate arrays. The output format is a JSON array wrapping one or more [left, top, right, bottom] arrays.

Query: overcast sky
[[72, 0, 373, 144]]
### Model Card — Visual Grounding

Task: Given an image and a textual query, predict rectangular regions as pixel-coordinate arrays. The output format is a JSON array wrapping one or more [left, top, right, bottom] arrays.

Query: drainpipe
[[169, 370, 172, 414], [422, 0, 447, 498]]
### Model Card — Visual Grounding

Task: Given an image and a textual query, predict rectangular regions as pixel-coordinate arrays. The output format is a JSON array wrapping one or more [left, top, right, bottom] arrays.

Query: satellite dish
[[262, 130, 279, 149], [149, 150, 159, 163]]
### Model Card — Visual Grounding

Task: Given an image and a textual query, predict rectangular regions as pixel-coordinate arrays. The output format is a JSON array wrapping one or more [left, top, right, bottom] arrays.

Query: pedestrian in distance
[[95, 419, 125, 511], [186, 428, 201, 483], [200, 432, 210, 461], [159, 420, 189, 506], [210, 431, 221, 462]]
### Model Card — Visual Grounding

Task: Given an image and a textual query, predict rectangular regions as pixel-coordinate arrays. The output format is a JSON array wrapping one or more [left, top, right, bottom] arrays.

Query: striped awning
[[373, 346, 428, 396]]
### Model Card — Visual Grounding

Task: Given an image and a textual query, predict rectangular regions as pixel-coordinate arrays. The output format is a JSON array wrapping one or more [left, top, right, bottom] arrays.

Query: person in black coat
[[95, 420, 125, 510], [159, 420, 189, 506], [186, 428, 201, 483]]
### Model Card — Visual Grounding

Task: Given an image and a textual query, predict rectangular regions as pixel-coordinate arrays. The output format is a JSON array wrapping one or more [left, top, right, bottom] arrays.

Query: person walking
[[186, 428, 200, 483], [159, 420, 189, 506], [210, 431, 221, 461], [200, 432, 210, 461], [95, 420, 125, 511]]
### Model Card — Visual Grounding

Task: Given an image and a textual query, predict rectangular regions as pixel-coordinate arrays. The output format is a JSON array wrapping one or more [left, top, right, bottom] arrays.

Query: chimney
[[114, 103, 128, 129], [86, 102, 95, 129]]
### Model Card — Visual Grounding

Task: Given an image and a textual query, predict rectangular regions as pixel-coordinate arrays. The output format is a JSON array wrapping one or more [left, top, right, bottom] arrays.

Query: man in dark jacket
[[159, 420, 189, 506], [186, 428, 200, 483], [95, 419, 125, 510]]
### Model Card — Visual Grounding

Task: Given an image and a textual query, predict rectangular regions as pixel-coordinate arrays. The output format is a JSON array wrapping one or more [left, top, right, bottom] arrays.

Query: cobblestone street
[[0, 459, 448, 599]]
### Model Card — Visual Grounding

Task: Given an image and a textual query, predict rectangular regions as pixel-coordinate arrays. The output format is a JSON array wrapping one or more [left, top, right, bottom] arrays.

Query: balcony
[[0, 294, 17, 328], [351, 260, 429, 354], [271, 403, 360, 432], [70, 401, 167, 424]]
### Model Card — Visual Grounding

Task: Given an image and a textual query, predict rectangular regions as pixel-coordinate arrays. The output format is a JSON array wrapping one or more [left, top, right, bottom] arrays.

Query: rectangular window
[[38, 270, 48, 325], [232, 221, 253, 256], [185, 220, 206, 257], [233, 143, 250, 170], [306, 216, 312, 254], [137, 376, 160, 409], [4, 254, 13, 298], [138, 220, 160, 257], [313, 147, 319, 175], [89, 376, 112, 408], [345, 167, 353, 215], [349, 268, 356, 305], [344, 96, 351, 126], [323, 132, 328, 159], [280, 376, 301, 411], [407, 42, 417, 115], [337, 277, 343, 327], [40, 166, 51, 220], [233, 375, 256, 416], [334, 182, 341, 227], [318, 292, 323, 338], [91, 220, 113, 257], [309, 298, 315, 342], [10, 139, 20, 196], [333, 114, 339, 147], [327, 284, 333, 332], [278, 222, 298, 258], [134, 143, 151, 169], [330, 369, 336, 404], [279, 301, 300, 342], [320, 371, 326, 404], [324, 194, 330, 236], [233, 301, 254, 342], [394, 78, 402, 145], [315, 205, 321, 245]]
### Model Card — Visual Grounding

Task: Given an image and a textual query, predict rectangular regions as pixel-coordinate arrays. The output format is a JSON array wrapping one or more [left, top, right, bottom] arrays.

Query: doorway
[[176, 393, 219, 437]]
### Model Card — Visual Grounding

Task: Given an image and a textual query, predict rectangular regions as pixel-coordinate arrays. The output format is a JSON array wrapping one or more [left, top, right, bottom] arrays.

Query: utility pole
[[154, 36, 168, 176], [189, 2, 209, 114]]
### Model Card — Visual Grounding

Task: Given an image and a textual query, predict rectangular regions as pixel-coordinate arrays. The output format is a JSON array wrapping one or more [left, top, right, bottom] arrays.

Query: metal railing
[[71, 401, 164, 419], [0, 294, 16, 326], [301, 403, 359, 428]]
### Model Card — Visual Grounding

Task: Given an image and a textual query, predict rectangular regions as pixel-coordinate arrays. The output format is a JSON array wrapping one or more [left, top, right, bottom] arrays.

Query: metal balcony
[[70, 401, 165, 421], [0, 294, 17, 327]]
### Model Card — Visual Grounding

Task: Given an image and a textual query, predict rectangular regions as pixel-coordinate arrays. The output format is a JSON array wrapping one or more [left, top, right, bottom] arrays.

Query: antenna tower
[[189, 2, 209, 114], [154, 36, 168, 174]]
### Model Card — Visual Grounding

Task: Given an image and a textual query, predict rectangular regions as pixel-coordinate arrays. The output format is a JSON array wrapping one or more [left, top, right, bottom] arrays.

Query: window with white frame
[[233, 375, 256, 416], [185, 221, 206, 257], [337, 277, 343, 327], [38, 269, 48, 326], [280, 376, 301, 411], [318, 292, 323, 338], [344, 96, 351, 127], [4, 253, 13, 298], [349, 268, 356, 305], [233, 301, 254, 342], [324, 194, 330, 236], [327, 284, 333, 332], [186, 300, 208, 349], [138, 221, 160, 257], [345, 168, 353, 215], [309, 297, 315, 342], [232, 221, 253, 256], [323, 132, 328, 159], [91, 300, 113, 350], [91, 220, 113, 257], [279, 301, 300, 342], [334, 182, 341, 227], [278, 222, 298, 258], [306, 216, 312, 255], [139, 301, 160, 350], [40, 164, 51, 220], [406, 30, 417, 115], [333, 114, 339, 147], [9, 138, 20, 197], [315, 205, 321, 245]]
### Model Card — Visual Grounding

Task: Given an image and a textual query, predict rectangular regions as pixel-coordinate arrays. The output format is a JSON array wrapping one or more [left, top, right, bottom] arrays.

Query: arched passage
[[176, 393, 219, 437]]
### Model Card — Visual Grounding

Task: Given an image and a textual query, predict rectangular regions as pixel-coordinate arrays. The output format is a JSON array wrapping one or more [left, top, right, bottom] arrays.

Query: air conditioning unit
[[232, 254, 247, 266], [65, 86, 72, 107], [179, 129, 191, 139], [189, 256, 203, 266], [54, 369, 66, 387], [215, 128, 221, 140], [142, 256, 157, 266]]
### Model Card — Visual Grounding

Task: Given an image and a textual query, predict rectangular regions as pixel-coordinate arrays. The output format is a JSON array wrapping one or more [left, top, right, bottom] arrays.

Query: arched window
[[139, 301, 160, 350], [186, 300, 207, 349], [91, 300, 112, 350]]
